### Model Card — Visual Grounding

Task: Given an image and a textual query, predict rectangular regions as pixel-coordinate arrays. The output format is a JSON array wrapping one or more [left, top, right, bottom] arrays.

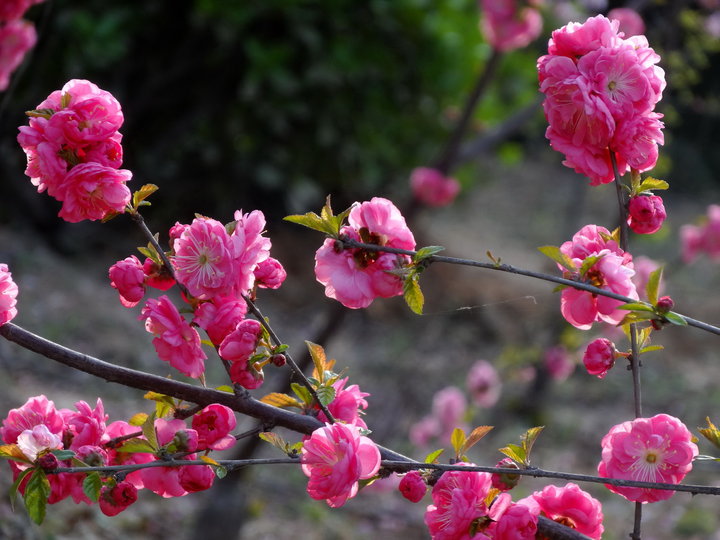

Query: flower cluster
[[0, 263, 18, 326], [315, 197, 415, 309], [17, 79, 132, 222], [1, 396, 237, 514], [410, 167, 460, 207], [538, 15, 665, 185], [559, 224, 638, 329], [0, 0, 44, 91], [480, 0, 543, 53], [680, 204, 720, 263], [598, 414, 698, 503]]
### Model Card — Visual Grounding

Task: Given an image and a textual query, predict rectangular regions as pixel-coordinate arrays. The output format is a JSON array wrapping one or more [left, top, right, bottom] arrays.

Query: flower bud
[[656, 295, 674, 313], [398, 470, 426, 502], [491, 458, 520, 491], [583, 338, 617, 379], [37, 452, 59, 472], [627, 195, 666, 235], [99, 481, 138, 516], [270, 353, 287, 367]]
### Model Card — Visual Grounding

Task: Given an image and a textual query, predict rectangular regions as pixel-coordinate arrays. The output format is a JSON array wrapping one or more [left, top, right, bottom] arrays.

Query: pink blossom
[[99, 481, 138, 516], [410, 416, 440, 448], [56, 163, 131, 223], [62, 399, 107, 450], [424, 466, 493, 539], [679, 205, 720, 263], [544, 345, 575, 382], [104, 421, 153, 490], [466, 360, 501, 408], [301, 422, 381, 508], [193, 296, 247, 346], [109, 255, 145, 308], [142, 258, 176, 291], [0, 19, 36, 91], [140, 418, 196, 498], [0, 0, 33, 22], [16, 424, 62, 461], [140, 296, 206, 378], [318, 377, 370, 428], [608, 8, 645, 37], [315, 197, 415, 309], [410, 167, 461, 207], [178, 464, 215, 492], [399, 470, 426, 502], [191, 404, 237, 451], [492, 502, 538, 539], [254, 257, 286, 289], [0, 263, 18, 325], [1, 395, 65, 444], [218, 318, 262, 364], [583, 338, 617, 378], [172, 217, 237, 299], [545, 15, 621, 61], [518, 483, 604, 539], [230, 209, 272, 295], [480, 0, 543, 53], [598, 414, 698, 503], [628, 195, 666, 234], [491, 458, 520, 492], [432, 387, 468, 443], [229, 361, 264, 389]]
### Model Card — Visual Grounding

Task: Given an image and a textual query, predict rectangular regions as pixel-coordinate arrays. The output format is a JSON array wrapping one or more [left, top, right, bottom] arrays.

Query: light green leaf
[[260, 392, 303, 409], [699, 418, 720, 450], [306, 341, 329, 382], [9, 468, 33, 510], [424, 448, 444, 464], [579, 254, 603, 276], [646, 267, 663, 305], [663, 311, 688, 326], [498, 443, 526, 466], [128, 412, 149, 427], [24, 470, 50, 524], [403, 274, 424, 315], [215, 385, 234, 393], [259, 432, 289, 454], [414, 245, 444, 262], [521, 426, 544, 461], [82, 472, 102, 502], [140, 412, 158, 451], [617, 302, 655, 312], [132, 184, 159, 209], [291, 382, 313, 406], [639, 344, 664, 354], [451, 428, 466, 457], [537, 246, 576, 272], [461, 426, 494, 455], [50, 449, 76, 461], [284, 212, 334, 236], [315, 385, 336, 407], [637, 177, 669, 193], [117, 438, 157, 454]]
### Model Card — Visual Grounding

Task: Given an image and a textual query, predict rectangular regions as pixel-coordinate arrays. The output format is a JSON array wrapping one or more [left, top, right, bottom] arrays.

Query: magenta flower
[[679, 205, 720, 263], [583, 338, 617, 379], [628, 195, 666, 234], [218, 318, 262, 364], [231, 209, 272, 295], [544, 345, 575, 382], [253, 256, 287, 289], [318, 377, 370, 428], [518, 483, 604, 539], [539, 15, 665, 184], [139, 418, 197, 498], [424, 466, 493, 539], [598, 414, 698, 503], [178, 464, 215, 493], [108, 255, 145, 308], [480, 0, 543, 53], [63, 398, 108, 450], [140, 296, 207, 378], [1, 395, 65, 444], [99, 481, 138, 517], [491, 502, 538, 539], [56, 163, 132, 223], [191, 404, 237, 451], [466, 360, 501, 408], [410, 167, 461, 207], [301, 422, 381, 508], [491, 458, 520, 492], [0, 19, 36, 91], [314, 197, 415, 309], [399, 470, 426, 503], [193, 296, 247, 346], [607, 8, 645, 37], [0, 263, 18, 325]]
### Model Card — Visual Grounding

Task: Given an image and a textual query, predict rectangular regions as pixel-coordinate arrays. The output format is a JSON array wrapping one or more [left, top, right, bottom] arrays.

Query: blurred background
[[1, 0, 720, 539]]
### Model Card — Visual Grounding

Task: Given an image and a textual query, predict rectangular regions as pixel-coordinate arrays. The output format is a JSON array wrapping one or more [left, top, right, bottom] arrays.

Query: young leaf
[[537, 246, 576, 272], [617, 302, 655, 312], [50, 449, 76, 461], [215, 385, 234, 393], [128, 412, 149, 427], [117, 438, 157, 454], [284, 212, 332, 235], [639, 344, 664, 354], [414, 245, 444, 263], [646, 266, 663, 306], [663, 311, 688, 326], [291, 382, 314, 406], [424, 448, 445, 464], [315, 385, 336, 408], [460, 426, 494, 456], [699, 418, 720, 449], [637, 176, 669, 193], [143, 391, 176, 419], [498, 443, 526, 466], [24, 470, 51, 524], [82, 472, 102, 502], [260, 392, 303, 409], [0, 444, 31, 464], [451, 428, 466, 457], [579, 254, 603, 276], [259, 432, 289, 454], [403, 274, 424, 315], [521, 426, 544, 461], [306, 341, 328, 381], [140, 413, 159, 451], [9, 468, 33, 510]]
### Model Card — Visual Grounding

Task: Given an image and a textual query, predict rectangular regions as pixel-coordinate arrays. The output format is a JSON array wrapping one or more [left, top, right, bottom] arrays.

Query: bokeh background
[[1, 0, 720, 539]]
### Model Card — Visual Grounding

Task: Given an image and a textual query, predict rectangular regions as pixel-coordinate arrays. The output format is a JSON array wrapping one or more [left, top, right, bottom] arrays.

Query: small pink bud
[[270, 354, 287, 367], [398, 470, 426, 502], [37, 452, 59, 471], [656, 295, 674, 313], [583, 338, 617, 379], [99, 481, 138, 516], [491, 458, 520, 491], [628, 195, 666, 235]]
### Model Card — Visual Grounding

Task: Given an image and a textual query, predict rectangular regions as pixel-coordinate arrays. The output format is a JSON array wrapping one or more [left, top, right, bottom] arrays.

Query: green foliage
[[537, 246, 575, 273], [82, 472, 103, 502], [24, 470, 51, 524], [499, 426, 544, 468]]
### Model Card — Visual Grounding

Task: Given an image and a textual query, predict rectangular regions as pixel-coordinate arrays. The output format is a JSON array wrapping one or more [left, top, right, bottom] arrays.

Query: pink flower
[[491, 458, 520, 492], [218, 318, 262, 364], [16, 424, 62, 461], [409, 416, 440, 448], [63, 398, 107, 450], [628, 195, 666, 235], [466, 360, 502, 408], [191, 404, 237, 451], [193, 296, 247, 346], [583, 338, 617, 378], [410, 167, 461, 207], [140, 418, 193, 498], [230, 209, 272, 295], [432, 387, 468, 444], [399, 470, 426, 503], [598, 414, 698, 503], [56, 163, 132, 223], [679, 205, 720, 263], [140, 296, 206, 378], [229, 361, 264, 389], [544, 345, 575, 382], [318, 377, 370, 428], [518, 483, 604, 539], [424, 466, 493, 539], [492, 502, 538, 539], [172, 217, 237, 299], [608, 8, 645, 37], [0, 19, 36, 91], [142, 258, 176, 291], [1, 395, 65, 444], [178, 464, 215, 493], [0, 263, 18, 325], [301, 422, 381, 508], [0, 0, 34, 22], [254, 257, 286, 289], [314, 197, 415, 309], [480, 0, 543, 52], [99, 481, 138, 517], [108, 255, 145, 308]]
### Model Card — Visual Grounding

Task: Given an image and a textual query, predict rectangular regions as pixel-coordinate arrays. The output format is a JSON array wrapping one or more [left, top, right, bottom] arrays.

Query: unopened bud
[[491, 458, 520, 491], [270, 354, 287, 367], [656, 295, 674, 314], [37, 452, 59, 472]]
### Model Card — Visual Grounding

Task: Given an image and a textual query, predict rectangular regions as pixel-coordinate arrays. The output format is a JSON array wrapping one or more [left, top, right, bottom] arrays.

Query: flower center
[[645, 452, 657, 464]]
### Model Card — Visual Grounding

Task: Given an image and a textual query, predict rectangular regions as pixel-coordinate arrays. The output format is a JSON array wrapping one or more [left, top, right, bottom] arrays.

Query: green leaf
[[617, 302, 655, 312], [646, 267, 663, 305], [403, 274, 424, 315], [579, 254, 603, 276], [291, 382, 313, 406], [315, 385, 336, 407], [260, 392, 303, 409], [699, 418, 720, 450], [663, 311, 688, 326], [9, 468, 33, 510], [50, 449, 76, 461], [414, 245, 444, 262], [117, 438, 157, 454], [259, 432, 290, 455], [132, 184, 159, 209], [637, 176, 669, 193], [460, 426, 493, 455], [24, 470, 50, 524], [537, 246, 575, 272], [498, 443, 526, 465], [521, 426, 544, 460], [82, 472, 102, 502], [451, 428, 466, 457], [140, 412, 159, 451], [639, 344, 664, 354], [617, 311, 657, 326], [284, 212, 332, 235], [128, 413, 149, 427], [424, 448, 444, 464], [214, 385, 234, 393], [143, 391, 176, 419]]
